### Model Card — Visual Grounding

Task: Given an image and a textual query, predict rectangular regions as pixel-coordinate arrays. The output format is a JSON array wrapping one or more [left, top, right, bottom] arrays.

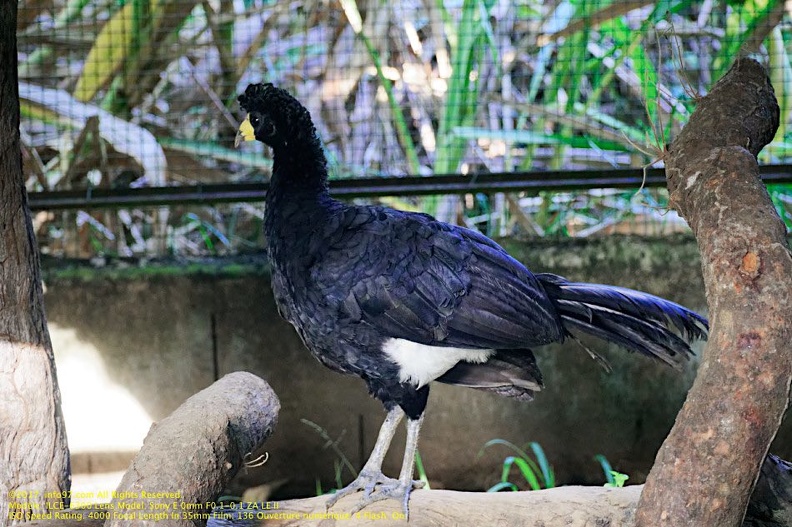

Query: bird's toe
[[327, 472, 423, 517], [351, 478, 422, 518], [326, 470, 398, 509]]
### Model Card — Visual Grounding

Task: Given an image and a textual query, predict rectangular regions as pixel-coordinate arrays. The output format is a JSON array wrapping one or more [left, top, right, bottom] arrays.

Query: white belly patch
[[382, 338, 493, 388]]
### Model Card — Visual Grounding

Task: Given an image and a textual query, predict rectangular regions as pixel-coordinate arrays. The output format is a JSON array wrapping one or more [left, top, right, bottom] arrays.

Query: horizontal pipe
[[27, 166, 792, 211]]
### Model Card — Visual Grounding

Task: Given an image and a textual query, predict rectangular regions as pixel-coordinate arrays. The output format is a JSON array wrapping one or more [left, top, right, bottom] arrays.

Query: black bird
[[235, 83, 708, 516]]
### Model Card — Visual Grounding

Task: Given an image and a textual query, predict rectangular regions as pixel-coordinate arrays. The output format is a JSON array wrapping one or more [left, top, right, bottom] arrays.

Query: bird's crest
[[237, 83, 318, 149]]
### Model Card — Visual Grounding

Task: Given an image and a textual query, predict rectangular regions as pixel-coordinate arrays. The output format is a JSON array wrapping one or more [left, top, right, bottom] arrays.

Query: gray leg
[[360, 406, 404, 477], [326, 408, 426, 518], [326, 407, 404, 507], [393, 412, 425, 517]]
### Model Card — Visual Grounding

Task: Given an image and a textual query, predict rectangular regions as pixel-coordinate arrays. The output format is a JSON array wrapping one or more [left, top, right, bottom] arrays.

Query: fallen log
[[205, 454, 792, 527], [211, 486, 643, 527], [22, 453, 792, 527]]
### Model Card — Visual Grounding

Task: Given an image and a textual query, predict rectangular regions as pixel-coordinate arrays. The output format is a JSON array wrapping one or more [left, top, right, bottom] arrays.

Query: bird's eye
[[250, 115, 260, 126]]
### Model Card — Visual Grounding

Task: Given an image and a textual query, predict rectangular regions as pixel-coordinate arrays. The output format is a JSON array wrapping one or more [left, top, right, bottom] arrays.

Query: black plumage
[[236, 83, 708, 516]]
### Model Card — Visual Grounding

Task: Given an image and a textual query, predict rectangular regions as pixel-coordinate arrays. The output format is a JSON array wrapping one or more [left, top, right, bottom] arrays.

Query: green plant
[[414, 450, 431, 490], [594, 454, 629, 488], [481, 439, 554, 492], [483, 440, 632, 492], [605, 471, 630, 488], [435, 0, 498, 176], [18, 0, 792, 258]]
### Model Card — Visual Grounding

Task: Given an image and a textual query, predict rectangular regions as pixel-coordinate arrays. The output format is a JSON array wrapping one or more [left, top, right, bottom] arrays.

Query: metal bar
[[27, 166, 792, 211]]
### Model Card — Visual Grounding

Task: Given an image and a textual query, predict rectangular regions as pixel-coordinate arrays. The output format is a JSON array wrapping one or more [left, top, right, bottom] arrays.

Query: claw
[[326, 470, 424, 517], [363, 477, 378, 498], [401, 488, 411, 519]]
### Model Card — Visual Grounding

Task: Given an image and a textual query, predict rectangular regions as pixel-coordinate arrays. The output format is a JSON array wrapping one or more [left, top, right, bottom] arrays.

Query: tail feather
[[556, 298, 695, 355], [537, 273, 708, 368], [436, 349, 542, 399]]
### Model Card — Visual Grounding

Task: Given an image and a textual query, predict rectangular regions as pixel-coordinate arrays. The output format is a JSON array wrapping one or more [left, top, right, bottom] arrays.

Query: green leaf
[[595, 454, 615, 485], [529, 442, 554, 489], [451, 127, 564, 145], [502, 456, 542, 491], [158, 137, 273, 171], [479, 438, 533, 461], [712, 0, 783, 80], [73, 0, 197, 106], [451, 126, 633, 152], [483, 439, 553, 490], [435, 0, 498, 173], [414, 451, 431, 490], [605, 471, 630, 488], [486, 481, 518, 492], [74, 0, 152, 102], [768, 26, 792, 142]]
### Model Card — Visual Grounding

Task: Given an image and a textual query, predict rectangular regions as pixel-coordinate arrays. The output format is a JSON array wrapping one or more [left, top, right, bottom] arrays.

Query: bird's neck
[[268, 139, 330, 199], [264, 141, 338, 252]]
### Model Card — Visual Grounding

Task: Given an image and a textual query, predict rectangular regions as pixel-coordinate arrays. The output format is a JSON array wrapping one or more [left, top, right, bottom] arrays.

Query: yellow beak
[[234, 114, 256, 148]]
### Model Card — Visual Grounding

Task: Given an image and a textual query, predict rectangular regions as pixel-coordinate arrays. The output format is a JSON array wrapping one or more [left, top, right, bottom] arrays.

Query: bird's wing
[[310, 206, 564, 349]]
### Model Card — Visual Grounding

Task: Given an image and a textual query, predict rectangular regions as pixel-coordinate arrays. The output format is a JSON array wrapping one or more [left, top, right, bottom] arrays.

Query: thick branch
[[636, 58, 792, 526], [105, 372, 280, 527]]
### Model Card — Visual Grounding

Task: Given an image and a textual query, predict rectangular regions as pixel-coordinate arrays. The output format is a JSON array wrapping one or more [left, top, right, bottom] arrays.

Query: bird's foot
[[326, 469, 425, 518]]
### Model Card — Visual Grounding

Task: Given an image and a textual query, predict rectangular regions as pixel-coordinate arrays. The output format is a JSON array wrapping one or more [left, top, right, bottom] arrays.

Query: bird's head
[[235, 83, 318, 151]]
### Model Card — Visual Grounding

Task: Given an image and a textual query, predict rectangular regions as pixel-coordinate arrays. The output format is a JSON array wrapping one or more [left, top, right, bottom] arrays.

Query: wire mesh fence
[[16, 0, 792, 257]]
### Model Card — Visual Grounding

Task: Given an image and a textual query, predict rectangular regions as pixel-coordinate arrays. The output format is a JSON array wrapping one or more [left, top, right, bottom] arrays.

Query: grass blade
[[487, 481, 518, 492], [529, 442, 554, 489], [414, 450, 431, 490], [595, 454, 615, 485], [502, 456, 542, 491]]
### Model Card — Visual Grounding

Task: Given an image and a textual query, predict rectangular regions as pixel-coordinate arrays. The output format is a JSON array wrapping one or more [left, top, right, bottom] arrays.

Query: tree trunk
[[635, 58, 792, 526], [0, 2, 71, 525]]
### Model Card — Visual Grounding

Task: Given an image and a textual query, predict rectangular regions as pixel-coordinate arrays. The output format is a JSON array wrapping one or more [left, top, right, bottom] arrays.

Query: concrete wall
[[42, 236, 792, 499]]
